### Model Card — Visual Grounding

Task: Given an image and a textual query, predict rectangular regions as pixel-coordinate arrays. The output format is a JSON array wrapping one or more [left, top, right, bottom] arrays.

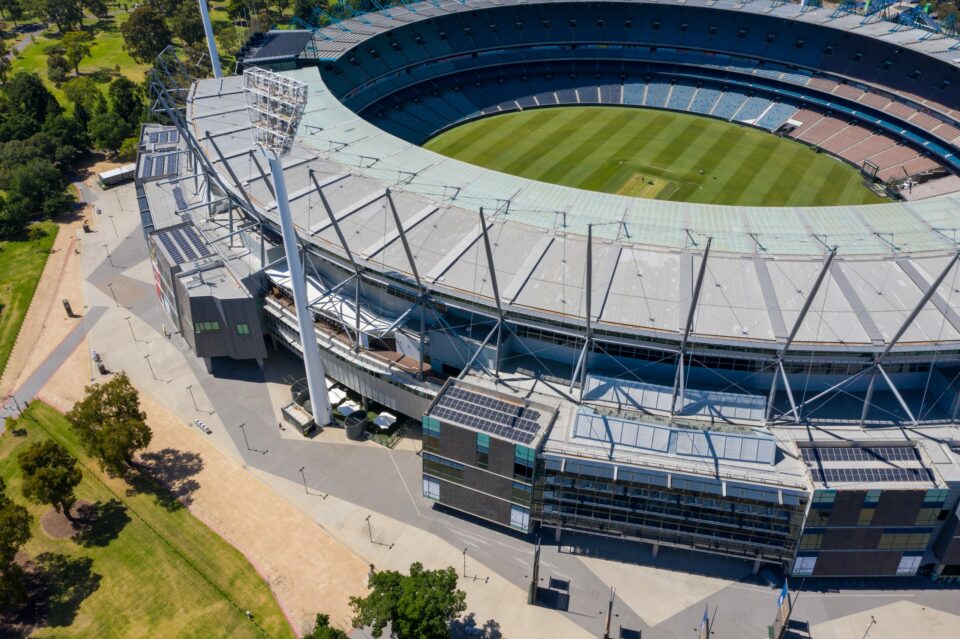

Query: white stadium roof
[[187, 0, 960, 354]]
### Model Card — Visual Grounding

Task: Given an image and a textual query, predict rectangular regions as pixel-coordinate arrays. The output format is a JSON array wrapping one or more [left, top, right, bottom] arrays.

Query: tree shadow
[[73, 499, 130, 548], [86, 67, 119, 84], [129, 448, 204, 510], [27, 553, 102, 628], [451, 613, 503, 638], [90, 17, 116, 32]]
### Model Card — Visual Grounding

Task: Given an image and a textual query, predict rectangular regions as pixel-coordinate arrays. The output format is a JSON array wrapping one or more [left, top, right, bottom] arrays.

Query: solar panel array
[[148, 130, 179, 145], [154, 225, 212, 265], [432, 386, 541, 444], [173, 186, 188, 211], [810, 467, 933, 484], [801, 446, 918, 463], [142, 153, 180, 178]]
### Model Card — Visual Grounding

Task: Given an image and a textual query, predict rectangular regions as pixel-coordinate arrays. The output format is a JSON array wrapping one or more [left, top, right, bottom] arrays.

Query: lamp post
[[239, 423, 250, 451], [242, 67, 331, 428], [3, 394, 22, 416]]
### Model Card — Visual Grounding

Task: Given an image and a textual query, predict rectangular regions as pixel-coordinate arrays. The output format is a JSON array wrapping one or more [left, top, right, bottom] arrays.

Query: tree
[[118, 136, 139, 161], [120, 6, 172, 63], [88, 107, 130, 153], [292, 0, 317, 23], [108, 76, 144, 130], [274, 0, 289, 19], [62, 75, 105, 131], [84, 0, 109, 18], [147, 0, 185, 17], [18, 441, 83, 519], [0, 478, 32, 565], [61, 31, 93, 75], [47, 52, 71, 85], [0, 133, 61, 187], [3, 159, 73, 234], [350, 563, 467, 639], [39, 0, 85, 32], [0, 0, 25, 26], [42, 111, 87, 155], [304, 614, 349, 639], [0, 72, 61, 142], [171, 1, 205, 46], [0, 40, 11, 85], [0, 477, 32, 609], [66, 372, 152, 475]]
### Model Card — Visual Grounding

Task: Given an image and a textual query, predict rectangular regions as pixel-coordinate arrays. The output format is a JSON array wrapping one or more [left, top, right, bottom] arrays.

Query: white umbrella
[[373, 412, 397, 430]]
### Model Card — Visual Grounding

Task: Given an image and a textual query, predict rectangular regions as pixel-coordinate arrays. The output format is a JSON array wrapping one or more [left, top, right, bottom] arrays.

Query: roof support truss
[[671, 238, 712, 417], [766, 248, 836, 424]]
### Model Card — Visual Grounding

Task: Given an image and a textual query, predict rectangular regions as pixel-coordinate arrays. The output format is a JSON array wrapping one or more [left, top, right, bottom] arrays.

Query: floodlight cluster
[[242, 67, 310, 155]]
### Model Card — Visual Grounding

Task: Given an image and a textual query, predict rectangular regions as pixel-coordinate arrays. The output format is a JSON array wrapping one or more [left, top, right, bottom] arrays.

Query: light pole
[[144, 354, 160, 381], [187, 385, 200, 411], [462, 547, 467, 578], [106, 282, 119, 307], [299, 466, 308, 494], [3, 394, 23, 416], [243, 67, 331, 428], [239, 422, 251, 451], [103, 243, 116, 268]]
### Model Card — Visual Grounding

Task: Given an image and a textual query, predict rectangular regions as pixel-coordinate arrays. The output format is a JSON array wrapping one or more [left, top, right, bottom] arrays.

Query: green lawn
[[10, 11, 148, 102], [0, 221, 58, 379], [425, 107, 886, 207], [0, 403, 296, 639]]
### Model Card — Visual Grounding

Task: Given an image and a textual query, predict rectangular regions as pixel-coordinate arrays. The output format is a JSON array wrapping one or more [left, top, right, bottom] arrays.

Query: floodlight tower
[[243, 67, 332, 427], [197, 0, 222, 78]]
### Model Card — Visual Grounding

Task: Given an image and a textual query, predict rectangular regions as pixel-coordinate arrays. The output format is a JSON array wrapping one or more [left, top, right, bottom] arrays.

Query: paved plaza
[[4, 178, 959, 638]]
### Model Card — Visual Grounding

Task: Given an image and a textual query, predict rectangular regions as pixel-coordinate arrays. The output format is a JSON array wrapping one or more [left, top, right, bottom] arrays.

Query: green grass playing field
[[425, 107, 885, 206]]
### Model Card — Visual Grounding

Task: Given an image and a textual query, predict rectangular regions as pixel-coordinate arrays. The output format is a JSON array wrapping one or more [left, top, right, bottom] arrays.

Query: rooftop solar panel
[[431, 386, 542, 444], [810, 467, 933, 484], [170, 227, 199, 261], [153, 223, 212, 266], [156, 232, 185, 264], [801, 446, 918, 464], [173, 186, 188, 211], [182, 225, 212, 258]]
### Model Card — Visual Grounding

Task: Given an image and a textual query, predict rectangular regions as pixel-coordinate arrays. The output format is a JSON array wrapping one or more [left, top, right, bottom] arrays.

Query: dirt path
[[0, 210, 87, 398]]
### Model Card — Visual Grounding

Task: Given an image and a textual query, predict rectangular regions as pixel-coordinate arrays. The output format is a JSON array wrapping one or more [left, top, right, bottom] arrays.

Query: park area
[[425, 106, 886, 206], [0, 222, 58, 379], [0, 402, 295, 639]]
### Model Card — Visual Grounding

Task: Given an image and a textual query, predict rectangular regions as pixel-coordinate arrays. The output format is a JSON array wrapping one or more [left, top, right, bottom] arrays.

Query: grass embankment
[[426, 106, 885, 207], [0, 222, 59, 379], [0, 402, 296, 639]]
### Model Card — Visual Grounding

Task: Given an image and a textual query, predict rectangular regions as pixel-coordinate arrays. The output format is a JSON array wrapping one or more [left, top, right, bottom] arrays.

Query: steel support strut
[[385, 189, 427, 379], [267, 149, 332, 426], [766, 248, 837, 424], [477, 208, 505, 381], [671, 238, 712, 417]]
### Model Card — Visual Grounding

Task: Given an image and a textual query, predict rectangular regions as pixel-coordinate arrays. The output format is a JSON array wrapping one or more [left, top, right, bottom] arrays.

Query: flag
[[778, 579, 789, 609], [700, 604, 709, 629]]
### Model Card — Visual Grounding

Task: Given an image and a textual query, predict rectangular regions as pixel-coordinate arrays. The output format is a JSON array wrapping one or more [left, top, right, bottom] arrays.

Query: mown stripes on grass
[[424, 106, 885, 207]]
